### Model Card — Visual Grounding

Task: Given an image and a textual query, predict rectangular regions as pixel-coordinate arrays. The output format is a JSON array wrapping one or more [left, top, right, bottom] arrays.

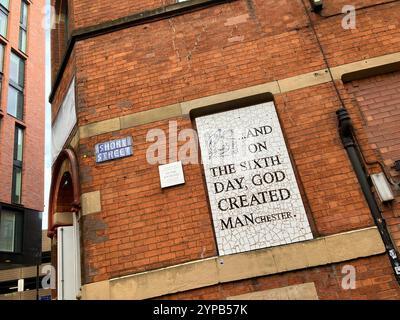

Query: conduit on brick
[[337, 108, 400, 284]]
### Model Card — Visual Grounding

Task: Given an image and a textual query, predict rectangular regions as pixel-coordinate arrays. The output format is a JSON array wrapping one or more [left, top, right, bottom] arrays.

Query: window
[[0, 0, 8, 38], [0, 44, 4, 106], [19, 1, 28, 53], [0, 279, 19, 294], [0, 43, 4, 73], [12, 126, 24, 204], [0, 208, 23, 253], [7, 53, 25, 120]]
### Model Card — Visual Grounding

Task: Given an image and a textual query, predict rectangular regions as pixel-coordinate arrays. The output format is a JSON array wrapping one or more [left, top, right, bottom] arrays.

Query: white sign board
[[196, 102, 313, 256], [159, 161, 185, 189]]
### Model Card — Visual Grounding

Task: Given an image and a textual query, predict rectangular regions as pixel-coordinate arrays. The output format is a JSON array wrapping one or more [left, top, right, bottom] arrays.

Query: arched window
[[48, 149, 81, 300], [55, 172, 74, 213]]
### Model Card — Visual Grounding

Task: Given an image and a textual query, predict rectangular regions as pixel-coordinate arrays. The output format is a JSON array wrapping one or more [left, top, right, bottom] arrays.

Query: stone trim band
[[81, 227, 384, 300]]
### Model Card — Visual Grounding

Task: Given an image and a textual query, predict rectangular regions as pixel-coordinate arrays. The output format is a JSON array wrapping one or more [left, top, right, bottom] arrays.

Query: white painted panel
[[52, 78, 76, 164], [196, 102, 313, 255], [371, 173, 395, 202], [72, 214, 81, 297], [57, 226, 80, 300], [17, 279, 24, 292], [159, 161, 185, 188]]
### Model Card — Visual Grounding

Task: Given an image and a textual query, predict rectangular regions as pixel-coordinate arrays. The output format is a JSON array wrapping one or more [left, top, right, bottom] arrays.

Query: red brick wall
[[72, 0, 176, 30], [0, 0, 45, 212], [50, 0, 61, 83], [78, 83, 377, 283], [345, 71, 400, 247], [74, 1, 323, 124], [73, 0, 400, 124], [313, 1, 400, 66], [49, 0, 400, 293], [316, 0, 395, 14], [80, 119, 218, 283]]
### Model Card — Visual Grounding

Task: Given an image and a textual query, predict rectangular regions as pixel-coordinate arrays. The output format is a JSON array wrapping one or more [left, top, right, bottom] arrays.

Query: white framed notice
[[159, 161, 185, 189], [196, 102, 313, 256]]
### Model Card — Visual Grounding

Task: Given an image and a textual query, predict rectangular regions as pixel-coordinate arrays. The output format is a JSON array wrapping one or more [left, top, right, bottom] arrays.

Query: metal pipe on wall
[[336, 108, 400, 284]]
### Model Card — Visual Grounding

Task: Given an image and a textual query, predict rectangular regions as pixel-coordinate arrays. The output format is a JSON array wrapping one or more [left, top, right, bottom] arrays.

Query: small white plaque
[[371, 172, 395, 202], [17, 279, 24, 292], [159, 161, 185, 189]]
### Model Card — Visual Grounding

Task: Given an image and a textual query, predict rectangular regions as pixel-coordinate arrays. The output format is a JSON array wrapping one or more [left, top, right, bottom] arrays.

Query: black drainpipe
[[336, 108, 400, 284]]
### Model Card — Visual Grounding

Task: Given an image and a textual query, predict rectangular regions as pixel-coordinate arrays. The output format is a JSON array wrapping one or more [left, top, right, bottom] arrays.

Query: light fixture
[[309, 0, 323, 12], [371, 173, 395, 203]]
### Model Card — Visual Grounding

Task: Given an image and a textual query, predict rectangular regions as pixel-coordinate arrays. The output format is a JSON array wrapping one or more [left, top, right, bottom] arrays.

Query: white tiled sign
[[196, 102, 313, 256], [159, 161, 185, 189]]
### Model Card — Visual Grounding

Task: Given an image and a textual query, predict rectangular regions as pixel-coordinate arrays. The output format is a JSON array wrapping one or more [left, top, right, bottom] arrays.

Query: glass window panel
[[0, 210, 16, 252], [20, 1, 28, 27], [0, 0, 9, 9], [7, 86, 23, 119], [12, 166, 22, 204], [9, 53, 25, 87], [19, 29, 27, 53], [7, 86, 17, 117], [9, 54, 18, 84], [0, 10, 7, 38], [0, 44, 4, 73], [18, 58, 24, 86], [14, 127, 24, 162]]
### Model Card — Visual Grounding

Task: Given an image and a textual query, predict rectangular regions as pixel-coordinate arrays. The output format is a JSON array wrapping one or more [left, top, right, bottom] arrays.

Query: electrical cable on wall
[[300, 0, 346, 110]]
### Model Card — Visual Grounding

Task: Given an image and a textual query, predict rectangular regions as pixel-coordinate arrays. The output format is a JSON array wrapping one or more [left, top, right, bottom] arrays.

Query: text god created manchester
[[209, 155, 296, 230]]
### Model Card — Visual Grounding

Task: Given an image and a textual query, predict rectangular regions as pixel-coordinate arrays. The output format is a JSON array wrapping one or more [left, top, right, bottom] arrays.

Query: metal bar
[[337, 108, 400, 283]]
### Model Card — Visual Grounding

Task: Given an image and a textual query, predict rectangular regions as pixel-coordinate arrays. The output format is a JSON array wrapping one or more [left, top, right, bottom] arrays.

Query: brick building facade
[[49, 0, 400, 300], [0, 0, 45, 268]]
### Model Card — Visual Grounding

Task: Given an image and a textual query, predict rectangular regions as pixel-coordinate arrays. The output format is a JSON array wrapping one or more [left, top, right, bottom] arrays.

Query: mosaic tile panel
[[196, 102, 313, 256]]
